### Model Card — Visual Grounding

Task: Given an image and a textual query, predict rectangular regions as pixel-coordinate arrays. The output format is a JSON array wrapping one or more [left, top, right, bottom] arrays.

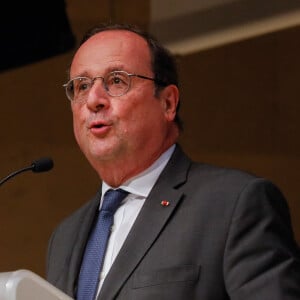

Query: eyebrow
[[106, 64, 127, 73], [70, 64, 129, 79]]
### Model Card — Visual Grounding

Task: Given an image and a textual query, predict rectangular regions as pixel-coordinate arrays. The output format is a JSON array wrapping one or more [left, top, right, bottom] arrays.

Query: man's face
[[69, 30, 178, 174]]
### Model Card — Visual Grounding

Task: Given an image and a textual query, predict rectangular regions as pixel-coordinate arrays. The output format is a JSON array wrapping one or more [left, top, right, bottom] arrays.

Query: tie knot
[[101, 189, 128, 214]]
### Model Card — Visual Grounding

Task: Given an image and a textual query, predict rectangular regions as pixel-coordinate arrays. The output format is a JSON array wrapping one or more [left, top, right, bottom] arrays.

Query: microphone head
[[31, 157, 54, 173]]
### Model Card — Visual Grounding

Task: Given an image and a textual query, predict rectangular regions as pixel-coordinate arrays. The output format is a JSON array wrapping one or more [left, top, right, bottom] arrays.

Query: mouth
[[89, 120, 108, 129], [88, 120, 112, 135], [93, 123, 105, 129]]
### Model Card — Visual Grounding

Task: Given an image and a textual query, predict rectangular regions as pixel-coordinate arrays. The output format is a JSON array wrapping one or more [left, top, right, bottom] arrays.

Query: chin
[[86, 145, 119, 163]]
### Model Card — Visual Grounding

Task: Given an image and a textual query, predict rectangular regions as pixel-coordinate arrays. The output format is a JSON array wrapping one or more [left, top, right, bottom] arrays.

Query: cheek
[[121, 102, 165, 136], [72, 102, 87, 123], [71, 106, 86, 141], [119, 103, 148, 127]]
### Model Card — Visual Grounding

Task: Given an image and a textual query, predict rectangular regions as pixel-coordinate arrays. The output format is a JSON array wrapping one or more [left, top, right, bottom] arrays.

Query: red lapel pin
[[161, 200, 170, 207]]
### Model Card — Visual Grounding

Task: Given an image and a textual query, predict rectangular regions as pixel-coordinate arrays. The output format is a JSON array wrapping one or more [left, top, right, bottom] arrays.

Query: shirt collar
[[102, 144, 176, 198]]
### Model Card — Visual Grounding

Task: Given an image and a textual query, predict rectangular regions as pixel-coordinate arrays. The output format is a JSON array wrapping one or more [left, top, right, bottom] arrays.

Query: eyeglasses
[[63, 70, 164, 102]]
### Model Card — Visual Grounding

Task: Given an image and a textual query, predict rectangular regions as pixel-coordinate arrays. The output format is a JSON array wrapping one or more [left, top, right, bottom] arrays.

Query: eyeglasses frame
[[63, 70, 166, 102]]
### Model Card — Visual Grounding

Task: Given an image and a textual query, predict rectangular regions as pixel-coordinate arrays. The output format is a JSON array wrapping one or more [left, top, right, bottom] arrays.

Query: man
[[47, 23, 300, 299]]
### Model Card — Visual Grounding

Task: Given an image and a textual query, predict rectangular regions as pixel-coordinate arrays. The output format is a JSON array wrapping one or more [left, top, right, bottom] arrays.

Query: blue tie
[[77, 189, 129, 300]]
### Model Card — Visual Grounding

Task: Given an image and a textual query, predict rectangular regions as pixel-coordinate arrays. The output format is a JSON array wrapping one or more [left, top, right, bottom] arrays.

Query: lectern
[[0, 269, 73, 300]]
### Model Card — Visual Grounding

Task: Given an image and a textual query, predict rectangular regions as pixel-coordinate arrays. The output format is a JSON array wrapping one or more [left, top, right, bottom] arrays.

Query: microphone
[[0, 157, 54, 186], [31, 157, 54, 173]]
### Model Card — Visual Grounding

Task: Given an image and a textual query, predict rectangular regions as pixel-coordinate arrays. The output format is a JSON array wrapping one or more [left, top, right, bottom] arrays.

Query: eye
[[78, 79, 90, 90], [74, 78, 92, 94], [112, 77, 122, 84], [107, 72, 129, 86]]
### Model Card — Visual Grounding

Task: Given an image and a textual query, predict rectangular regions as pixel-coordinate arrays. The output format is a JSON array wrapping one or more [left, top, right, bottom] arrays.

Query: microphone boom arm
[[0, 166, 33, 186], [0, 157, 53, 187]]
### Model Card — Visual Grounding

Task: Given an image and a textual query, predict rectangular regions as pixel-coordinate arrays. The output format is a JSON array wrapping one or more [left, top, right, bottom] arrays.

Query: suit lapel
[[98, 146, 191, 300], [63, 191, 101, 296]]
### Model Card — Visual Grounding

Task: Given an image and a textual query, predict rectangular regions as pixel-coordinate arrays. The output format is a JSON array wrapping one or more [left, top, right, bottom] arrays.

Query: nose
[[86, 79, 110, 112]]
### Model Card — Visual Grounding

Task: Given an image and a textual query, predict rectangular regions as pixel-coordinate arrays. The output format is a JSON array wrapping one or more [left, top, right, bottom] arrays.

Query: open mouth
[[88, 121, 111, 134], [89, 121, 107, 129], [93, 124, 105, 128]]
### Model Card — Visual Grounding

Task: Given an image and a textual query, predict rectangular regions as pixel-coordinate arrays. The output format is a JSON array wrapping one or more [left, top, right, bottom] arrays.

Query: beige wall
[[178, 26, 300, 241], [0, 1, 299, 279]]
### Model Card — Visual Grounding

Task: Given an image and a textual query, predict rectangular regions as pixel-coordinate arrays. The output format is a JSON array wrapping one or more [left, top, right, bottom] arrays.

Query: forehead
[[70, 30, 152, 76]]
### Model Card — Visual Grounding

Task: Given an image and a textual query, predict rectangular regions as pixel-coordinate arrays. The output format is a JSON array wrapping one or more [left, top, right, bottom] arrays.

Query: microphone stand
[[0, 166, 33, 186], [0, 158, 53, 187]]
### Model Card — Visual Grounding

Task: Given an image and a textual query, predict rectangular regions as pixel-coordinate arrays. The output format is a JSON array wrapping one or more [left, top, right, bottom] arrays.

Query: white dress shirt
[[96, 144, 175, 295]]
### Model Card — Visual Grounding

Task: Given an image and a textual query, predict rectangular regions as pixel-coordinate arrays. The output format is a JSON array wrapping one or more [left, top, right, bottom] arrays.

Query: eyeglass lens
[[66, 71, 131, 101]]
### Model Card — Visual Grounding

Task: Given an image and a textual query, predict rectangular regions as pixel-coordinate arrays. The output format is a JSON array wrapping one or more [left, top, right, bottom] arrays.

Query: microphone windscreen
[[31, 158, 54, 173]]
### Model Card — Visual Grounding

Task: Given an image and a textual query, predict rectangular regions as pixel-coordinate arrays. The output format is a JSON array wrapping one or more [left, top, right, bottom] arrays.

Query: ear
[[159, 84, 179, 122]]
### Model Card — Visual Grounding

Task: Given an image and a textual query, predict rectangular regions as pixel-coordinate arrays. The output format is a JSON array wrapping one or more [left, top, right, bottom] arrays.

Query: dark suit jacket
[[46, 145, 300, 299]]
